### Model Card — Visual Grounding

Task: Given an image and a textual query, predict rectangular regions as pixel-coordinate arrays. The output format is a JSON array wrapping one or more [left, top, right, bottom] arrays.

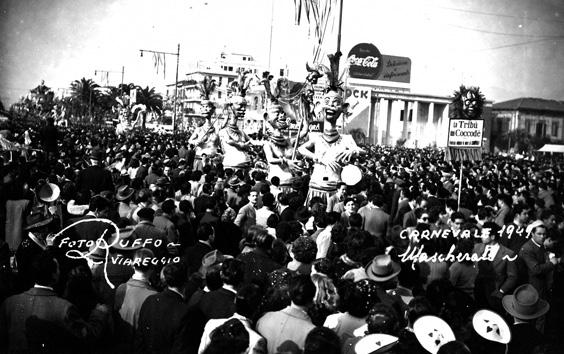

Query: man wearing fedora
[[76, 149, 114, 197], [502, 284, 549, 354]]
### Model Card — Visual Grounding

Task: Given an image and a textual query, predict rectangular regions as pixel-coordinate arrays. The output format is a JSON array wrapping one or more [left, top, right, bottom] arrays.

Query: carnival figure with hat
[[261, 71, 314, 192], [298, 52, 364, 204], [218, 70, 256, 171], [188, 76, 221, 172]]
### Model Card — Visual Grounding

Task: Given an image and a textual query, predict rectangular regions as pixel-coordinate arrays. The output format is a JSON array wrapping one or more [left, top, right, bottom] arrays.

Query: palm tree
[[70, 78, 100, 121], [135, 86, 163, 128]]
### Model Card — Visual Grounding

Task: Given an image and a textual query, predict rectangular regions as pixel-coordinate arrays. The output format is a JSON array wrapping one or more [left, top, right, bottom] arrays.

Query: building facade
[[492, 98, 564, 144]]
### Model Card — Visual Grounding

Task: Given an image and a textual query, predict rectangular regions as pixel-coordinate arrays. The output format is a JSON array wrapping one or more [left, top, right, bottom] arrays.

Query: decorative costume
[[298, 52, 363, 204], [188, 76, 220, 171], [218, 71, 254, 171]]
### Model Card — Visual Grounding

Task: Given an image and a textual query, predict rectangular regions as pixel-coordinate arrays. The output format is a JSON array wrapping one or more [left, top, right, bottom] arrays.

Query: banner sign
[[289, 120, 323, 133], [448, 119, 484, 148]]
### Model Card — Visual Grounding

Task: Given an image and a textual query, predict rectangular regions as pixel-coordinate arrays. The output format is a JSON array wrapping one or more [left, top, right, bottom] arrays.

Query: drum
[[341, 164, 362, 186]]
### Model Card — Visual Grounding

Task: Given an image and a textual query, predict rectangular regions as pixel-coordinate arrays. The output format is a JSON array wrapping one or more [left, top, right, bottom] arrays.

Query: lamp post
[[139, 44, 180, 134]]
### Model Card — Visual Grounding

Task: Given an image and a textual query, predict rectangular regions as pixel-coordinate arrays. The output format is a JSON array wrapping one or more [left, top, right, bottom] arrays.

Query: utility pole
[[139, 44, 180, 134]]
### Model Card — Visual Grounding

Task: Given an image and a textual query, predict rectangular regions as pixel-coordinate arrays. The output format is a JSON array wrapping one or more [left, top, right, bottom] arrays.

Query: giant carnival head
[[450, 85, 485, 120], [262, 72, 290, 132], [320, 52, 349, 124], [198, 75, 217, 122], [227, 70, 254, 125]]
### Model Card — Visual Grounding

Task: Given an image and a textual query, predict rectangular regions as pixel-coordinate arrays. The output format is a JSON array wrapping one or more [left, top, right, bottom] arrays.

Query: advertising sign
[[289, 120, 324, 133], [448, 119, 484, 148], [347, 43, 383, 80], [379, 55, 411, 83]]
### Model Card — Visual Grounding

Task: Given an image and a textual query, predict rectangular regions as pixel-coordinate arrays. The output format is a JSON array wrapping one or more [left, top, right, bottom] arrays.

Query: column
[[385, 99, 393, 145], [440, 104, 450, 147], [402, 100, 409, 140], [412, 101, 419, 147], [427, 102, 435, 147], [370, 98, 381, 145]]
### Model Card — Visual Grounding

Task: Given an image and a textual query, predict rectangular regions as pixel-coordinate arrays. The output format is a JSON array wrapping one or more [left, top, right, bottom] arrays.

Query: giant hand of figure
[[287, 159, 304, 173], [336, 149, 355, 164]]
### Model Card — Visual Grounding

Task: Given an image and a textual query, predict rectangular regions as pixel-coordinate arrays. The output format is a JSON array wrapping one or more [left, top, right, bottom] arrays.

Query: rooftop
[[493, 97, 564, 114]]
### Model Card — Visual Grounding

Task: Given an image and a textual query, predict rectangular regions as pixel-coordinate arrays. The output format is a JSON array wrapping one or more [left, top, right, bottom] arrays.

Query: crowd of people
[[0, 117, 563, 354]]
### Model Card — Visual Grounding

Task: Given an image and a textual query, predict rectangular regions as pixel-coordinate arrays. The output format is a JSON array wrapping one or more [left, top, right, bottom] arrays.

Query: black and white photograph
[[1, 0, 563, 353]]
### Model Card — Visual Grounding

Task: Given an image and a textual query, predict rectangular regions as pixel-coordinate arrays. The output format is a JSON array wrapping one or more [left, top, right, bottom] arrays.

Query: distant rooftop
[[493, 97, 564, 114]]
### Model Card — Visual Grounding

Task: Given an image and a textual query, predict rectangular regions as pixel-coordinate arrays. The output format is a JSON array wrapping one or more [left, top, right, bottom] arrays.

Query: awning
[[537, 144, 564, 153]]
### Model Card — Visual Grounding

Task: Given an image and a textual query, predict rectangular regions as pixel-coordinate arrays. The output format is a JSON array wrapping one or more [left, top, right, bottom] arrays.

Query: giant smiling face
[[321, 90, 348, 123]]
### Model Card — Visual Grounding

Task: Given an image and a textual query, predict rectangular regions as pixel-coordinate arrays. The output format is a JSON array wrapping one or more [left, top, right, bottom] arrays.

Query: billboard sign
[[448, 119, 484, 148], [347, 43, 383, 80], [379, 55, 411, 83]]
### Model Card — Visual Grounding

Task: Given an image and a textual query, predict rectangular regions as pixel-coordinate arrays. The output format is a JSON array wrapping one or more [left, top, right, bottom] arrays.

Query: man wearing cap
[[76, 149, 114, 197], [502, 284, 549, 354]]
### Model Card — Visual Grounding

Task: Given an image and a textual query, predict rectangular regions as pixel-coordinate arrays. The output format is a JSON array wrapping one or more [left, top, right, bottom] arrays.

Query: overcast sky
[[1, 0, 563, 106]]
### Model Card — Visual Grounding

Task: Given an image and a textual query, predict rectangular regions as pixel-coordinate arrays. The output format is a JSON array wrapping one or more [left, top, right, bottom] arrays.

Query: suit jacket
[[135, 289, 190, 354], [234, 202, 256, 235], [402, 210, 417, 229], [507, 322, 544, 354], [358, 205, 389, 240], [494, 206, 511, 227], [198, 313, 266, 354], [77, 165, 114, 196], [474, 243, 518, 294], [257, 305, 316, 354], [279, 206, 296, 222], [394, 201, 411, 226], [519, 239, 554, 298], [184, 241, 213, 275], [0, 287, 107, 353]]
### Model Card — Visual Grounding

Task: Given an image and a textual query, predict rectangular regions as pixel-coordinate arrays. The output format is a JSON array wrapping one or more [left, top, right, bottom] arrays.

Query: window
[[228, 66, 233, 71], [408, 109, 413, 122], [243, 57, 247, 61], [400, 109, 404, 121], [552, 122, 559, 136], [525, 120, 531, 133], [280, 69, 285, 76]]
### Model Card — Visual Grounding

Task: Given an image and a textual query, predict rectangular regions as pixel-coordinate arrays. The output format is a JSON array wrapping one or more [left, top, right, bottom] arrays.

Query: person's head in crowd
[[270, 176, 280, 188], [278, 192, 289, 207], [288, 273, 316, 307], [476, 207, 493, 225], [254, 230, 274, 252], [415, 195, 428, 210], [454, 238, 475, 265], [161, 199, 176, 216], [296, 206, 311, 226], [540, 209, 556, 229], [336, 182, 348, 198], [235, 283, 263, 320], [161, 260, 187, 290], [303, 327, 341, 354], [512, 203, 530, 225], [445, 199, 458, 216], [291, 237, 317, 265], [205, 318, 249, 354], [266, 213, 279, 230], [346, 279, 380, 318], [450, 212, 466, 231], [530, 223, 547, 246], [343, 197, 359, 215], [415, 208, 430, 225], [369, 193, 384, 208], [437, 341, 471, 354], [197, 223, 215, 243], [137, 207, 155, 222], [133, 248, 155, 274], [63, 264, 96, 318], [220, 258, 245, 288], [179, 199, 193, 216], [204, 265, 224, 291], [262, 192, 275, 210], [89, 195, 111, 218], [248, 189, 258, 206], [136, 188, 153, 205], [259, 183, 270, 196], [345, 229, 373, 264], [496, 193, 512, 210], [312, 258, 334, 278], [366, 303, 400, 336], [405, 296, 434, 328], [349, 213, 363, 229], [313, 213, 328, 230], [480, 221, 501, 245], [288, 193, 305, 210], [424, 183, 438, 197], [309, 197, 326, 216]]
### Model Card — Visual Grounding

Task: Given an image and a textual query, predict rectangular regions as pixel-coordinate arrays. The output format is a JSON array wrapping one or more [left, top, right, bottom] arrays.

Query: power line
[[474, 37, 564, 52], [434, 4, 564, 24], [442, 22, 564, 39]]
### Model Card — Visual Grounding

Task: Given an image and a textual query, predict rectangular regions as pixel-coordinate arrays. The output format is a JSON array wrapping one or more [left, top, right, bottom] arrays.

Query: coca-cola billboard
[[347, 43, 383, 80]]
